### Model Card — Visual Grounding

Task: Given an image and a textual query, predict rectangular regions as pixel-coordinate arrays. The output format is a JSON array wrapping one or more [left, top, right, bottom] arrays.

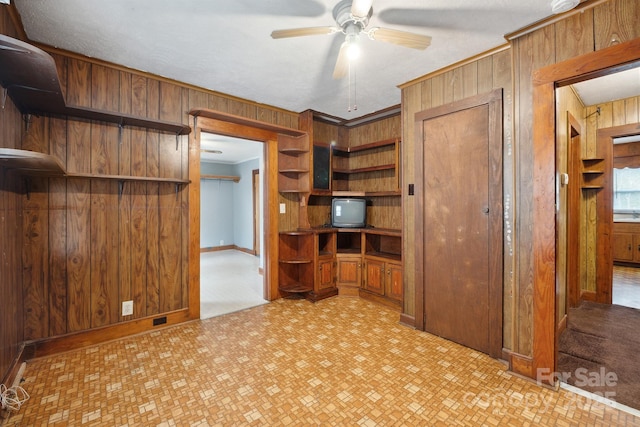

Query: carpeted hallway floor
[[558, 301, 640, 411]]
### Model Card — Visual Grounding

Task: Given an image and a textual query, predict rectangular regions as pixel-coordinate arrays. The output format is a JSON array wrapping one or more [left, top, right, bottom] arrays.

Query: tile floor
[[5, 297, 640, 426], [200, 250, 268, 319]]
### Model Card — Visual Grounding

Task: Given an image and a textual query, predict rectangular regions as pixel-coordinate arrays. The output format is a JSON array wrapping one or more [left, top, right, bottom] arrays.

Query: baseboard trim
[[25, 308, 195, 360], [200, 245, 255, 255], [399, 313, 415, 328], [1, 343, 27, 387], [557, 314, 567, 334]]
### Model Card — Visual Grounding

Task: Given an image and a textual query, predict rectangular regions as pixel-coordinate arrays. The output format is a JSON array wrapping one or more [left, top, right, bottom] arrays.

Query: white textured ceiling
[[200, 133, 262, 164], [15, 0, 563, 120]]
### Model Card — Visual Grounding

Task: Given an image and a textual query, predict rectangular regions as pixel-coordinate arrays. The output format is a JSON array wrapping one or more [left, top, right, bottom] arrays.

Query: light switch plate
[[279, 203, 286, 214]]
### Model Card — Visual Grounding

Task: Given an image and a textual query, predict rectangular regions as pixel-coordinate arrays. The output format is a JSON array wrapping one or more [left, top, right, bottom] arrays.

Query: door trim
[[531, 37, 640, 384], [414, 88, 504, 358]]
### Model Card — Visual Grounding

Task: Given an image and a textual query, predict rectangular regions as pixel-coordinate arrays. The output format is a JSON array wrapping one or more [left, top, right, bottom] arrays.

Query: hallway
[[200, 250, 267, 319]]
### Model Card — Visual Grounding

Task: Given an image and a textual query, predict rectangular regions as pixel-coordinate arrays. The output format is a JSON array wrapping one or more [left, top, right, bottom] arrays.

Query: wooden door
[[385, 262, 403, 302], [612, 233, 633, 262], [364, 258, 385, 295], [336, 256, 361, 286], [415, 90, 503, 358], [317, 259, 334, 290]]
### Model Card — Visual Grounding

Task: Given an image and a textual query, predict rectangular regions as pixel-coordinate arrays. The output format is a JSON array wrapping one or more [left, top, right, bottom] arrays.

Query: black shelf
[[0, 35, 190, 136]]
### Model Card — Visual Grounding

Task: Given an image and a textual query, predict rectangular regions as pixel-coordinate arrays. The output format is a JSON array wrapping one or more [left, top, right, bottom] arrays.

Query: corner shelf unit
[[0, 34, 191, 136], [278, 231, 314, 296], [278, 134, 311, 193], [331, 137, 401, 196]]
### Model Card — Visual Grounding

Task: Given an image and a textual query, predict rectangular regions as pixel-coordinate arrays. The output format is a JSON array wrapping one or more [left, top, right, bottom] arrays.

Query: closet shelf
[[0, 148, 189, 184], [201, 174, 240, 183], [0, 34, 191, 136]]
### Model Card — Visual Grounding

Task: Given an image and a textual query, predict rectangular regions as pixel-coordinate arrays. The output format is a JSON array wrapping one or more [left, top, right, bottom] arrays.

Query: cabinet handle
[[629, 244, 633, 251], [387, 268, 391, 275]]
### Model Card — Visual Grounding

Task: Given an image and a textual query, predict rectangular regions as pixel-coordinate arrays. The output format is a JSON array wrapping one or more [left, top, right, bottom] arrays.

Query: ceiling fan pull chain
[[348, 61, 352, 112], [353, 63, 357, 111]]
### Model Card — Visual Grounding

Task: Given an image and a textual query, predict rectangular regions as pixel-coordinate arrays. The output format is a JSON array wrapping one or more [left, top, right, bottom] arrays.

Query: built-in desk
[[278, 228, 402, 308]]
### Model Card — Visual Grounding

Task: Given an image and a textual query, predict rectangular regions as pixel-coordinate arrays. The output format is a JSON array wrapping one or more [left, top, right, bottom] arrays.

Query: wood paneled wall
[[0, 4, 26, 385], [400, 47, 513, 333], [509, 0, 639, 359], [0, 3, 299, 381], [402, 0, 638, 362]]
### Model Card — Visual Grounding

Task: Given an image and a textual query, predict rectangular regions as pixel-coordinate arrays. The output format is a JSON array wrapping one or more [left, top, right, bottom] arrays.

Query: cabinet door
[[613, 233, 633, 262], [317, 259, 335, 290], [385, 262, 403, 302], [336, 256, 361, 287], [634, 235, 640, 263], [364, 259, 385, 295]]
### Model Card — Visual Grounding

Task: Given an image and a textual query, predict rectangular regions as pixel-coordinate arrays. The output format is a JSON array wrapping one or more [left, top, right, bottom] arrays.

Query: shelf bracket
[[118, 120, 124, 145], [118, 181, 125, 200], [23, 114, 32, 133], [24, 178, 30, 200], [1, 87, 7, 109]]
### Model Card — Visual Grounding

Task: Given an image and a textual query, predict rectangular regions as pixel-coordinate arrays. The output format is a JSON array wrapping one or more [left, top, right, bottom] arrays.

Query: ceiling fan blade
[[351, 0, 373, 19], [271, 26, 337, 39], [333, 42, 349, 80], [368, 27, 431, 50]]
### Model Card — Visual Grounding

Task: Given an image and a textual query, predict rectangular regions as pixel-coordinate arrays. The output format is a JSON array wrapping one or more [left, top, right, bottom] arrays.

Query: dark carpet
[[558, 301, 640, 410]]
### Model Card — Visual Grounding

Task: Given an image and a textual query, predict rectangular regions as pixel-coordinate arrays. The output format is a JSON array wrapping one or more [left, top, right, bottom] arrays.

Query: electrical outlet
[[122, 300, 133, 316], [220, 240, 224, 246]]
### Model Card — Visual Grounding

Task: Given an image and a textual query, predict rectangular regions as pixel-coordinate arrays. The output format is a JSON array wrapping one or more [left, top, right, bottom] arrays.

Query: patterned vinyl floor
[[4, 297, 640, 426]]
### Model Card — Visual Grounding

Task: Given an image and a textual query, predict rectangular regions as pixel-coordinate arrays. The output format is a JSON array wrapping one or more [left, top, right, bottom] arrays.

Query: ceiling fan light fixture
[[345, 33, 360, 60], [550, 0, 580, 14]]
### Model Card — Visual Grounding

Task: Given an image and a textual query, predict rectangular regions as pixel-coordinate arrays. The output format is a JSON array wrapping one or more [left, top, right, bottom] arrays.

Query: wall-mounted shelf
[[0, 35, 191, 136], [331, 137, 401, 194], [200, 174, 240, 183], [0, 148, 189, 184], [581, 157, 605, 190]]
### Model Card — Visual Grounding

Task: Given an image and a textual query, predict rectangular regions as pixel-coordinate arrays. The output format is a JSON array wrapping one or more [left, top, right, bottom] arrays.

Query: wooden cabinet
[[309, 232, 338, 302], [363, 258, 386, 295], [613, 223, 640, 263], [279, 228, 401, 306], [336, 254, 362, 296], [278, 230, 338, 302], [385, 262, 403, 302], [361, 230, 402, 308]]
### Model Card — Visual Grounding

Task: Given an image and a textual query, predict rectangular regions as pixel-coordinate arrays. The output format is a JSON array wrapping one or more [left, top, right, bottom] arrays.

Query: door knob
[[482, 207, 489, 214]]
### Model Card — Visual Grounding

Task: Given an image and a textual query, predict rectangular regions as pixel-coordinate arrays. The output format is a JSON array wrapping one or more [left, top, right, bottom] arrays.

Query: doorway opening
[[555, 59, 640, 411], [199, 133, 267, 319]]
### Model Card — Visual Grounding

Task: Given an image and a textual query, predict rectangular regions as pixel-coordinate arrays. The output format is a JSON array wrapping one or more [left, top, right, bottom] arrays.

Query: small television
[[331, 198, 367, 228]]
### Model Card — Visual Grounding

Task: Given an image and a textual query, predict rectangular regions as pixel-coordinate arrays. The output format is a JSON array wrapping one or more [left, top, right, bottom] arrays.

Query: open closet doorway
[[199, 133, 268, 319], [555, 61, 640, 411]]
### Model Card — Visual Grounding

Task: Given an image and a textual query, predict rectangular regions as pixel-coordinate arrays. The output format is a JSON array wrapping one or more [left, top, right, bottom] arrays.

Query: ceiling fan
[[271, 0, 432, 79]]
